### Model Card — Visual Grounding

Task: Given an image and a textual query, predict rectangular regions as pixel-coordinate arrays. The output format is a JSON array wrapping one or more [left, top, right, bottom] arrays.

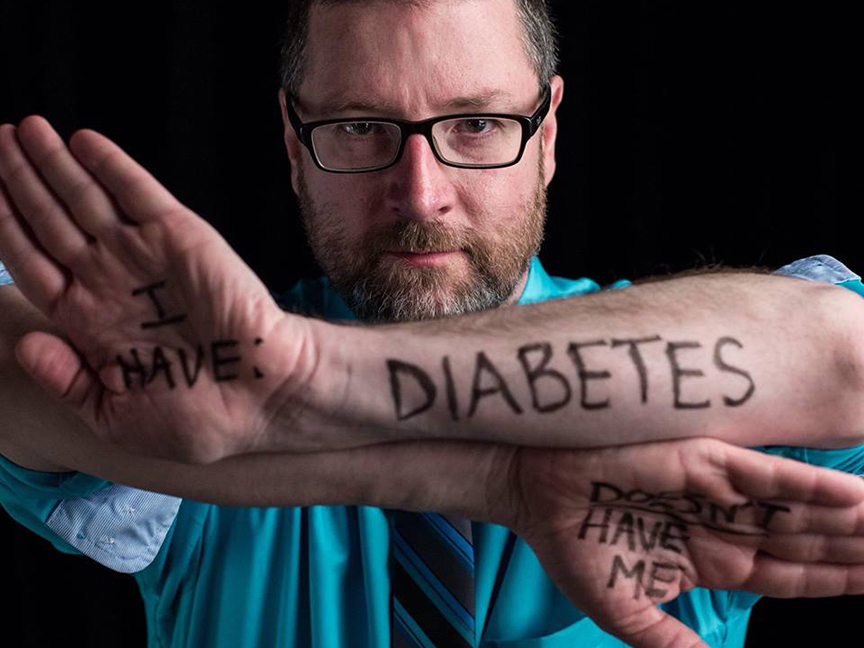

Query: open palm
[[0, 117, 308, 462], [510, 438, 864, 648]]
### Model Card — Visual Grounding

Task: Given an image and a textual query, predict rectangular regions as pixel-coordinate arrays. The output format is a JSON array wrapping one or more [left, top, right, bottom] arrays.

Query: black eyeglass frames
[[285, 83, 552, 173]]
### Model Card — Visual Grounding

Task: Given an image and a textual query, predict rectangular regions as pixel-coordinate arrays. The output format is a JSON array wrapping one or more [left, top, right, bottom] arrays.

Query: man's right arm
[[0, 282, 505, 516], [5, 291, 864, 648], [5, 116, 864, 467]]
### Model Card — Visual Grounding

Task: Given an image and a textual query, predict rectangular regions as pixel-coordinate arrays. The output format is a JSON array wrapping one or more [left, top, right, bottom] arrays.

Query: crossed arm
[[2, 116, 864, 648], [1, 117, 864, 463]]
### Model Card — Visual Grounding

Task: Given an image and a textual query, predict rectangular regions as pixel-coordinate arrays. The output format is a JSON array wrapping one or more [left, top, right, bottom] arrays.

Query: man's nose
[[384, 133, 455, 221]]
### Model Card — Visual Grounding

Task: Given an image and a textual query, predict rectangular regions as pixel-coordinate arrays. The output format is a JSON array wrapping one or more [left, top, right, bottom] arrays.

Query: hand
[[504, 437, 864, 648], [0, 116, 312, 463]]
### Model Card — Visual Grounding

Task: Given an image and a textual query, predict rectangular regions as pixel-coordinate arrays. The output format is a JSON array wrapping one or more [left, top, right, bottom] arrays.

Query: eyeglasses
[[285, 83, 552, 174]]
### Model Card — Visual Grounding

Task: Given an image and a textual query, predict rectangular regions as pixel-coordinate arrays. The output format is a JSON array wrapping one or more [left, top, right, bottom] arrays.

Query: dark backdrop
[[0, 1, 859, 646]]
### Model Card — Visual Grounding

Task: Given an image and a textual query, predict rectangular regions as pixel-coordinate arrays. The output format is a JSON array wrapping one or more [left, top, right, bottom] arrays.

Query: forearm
[[188, 441, 512, 521], [1, 363, 509, 522], [0, 284, 512, 519], [297, 271, 864, 451], [4, 421, 509, 522]]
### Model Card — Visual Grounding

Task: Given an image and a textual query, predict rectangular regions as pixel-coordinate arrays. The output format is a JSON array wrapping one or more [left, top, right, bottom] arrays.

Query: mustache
[[364, 221, 474, 255]]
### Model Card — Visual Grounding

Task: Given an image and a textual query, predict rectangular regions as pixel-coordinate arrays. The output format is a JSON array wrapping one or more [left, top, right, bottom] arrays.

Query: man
[[1, 1, 864, 647]]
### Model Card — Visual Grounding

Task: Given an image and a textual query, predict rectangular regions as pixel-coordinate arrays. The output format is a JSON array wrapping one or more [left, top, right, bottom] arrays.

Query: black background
[[0, 1, 860, 645]]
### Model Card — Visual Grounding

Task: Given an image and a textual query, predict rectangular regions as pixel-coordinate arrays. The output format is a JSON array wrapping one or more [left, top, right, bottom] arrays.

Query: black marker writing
[[578, 506, 614, 544], [610, 336, 662, 404], [607, 554, 682, 601], [117, 348, 148, 389], [581, 480, 791, 601], [714, 336, 756, 406], [388, 359, 437, 420], [177, 345, 205, 387], [578, 507, 690, 553], [666, 341, 711, 409], [467, 351, 523, 417], [148, 346, 176, 389], [588, 481, 790, 533], [131, 280, 187, 329], [116, 340, 266, 391], [442, 356, 460, 422], [252, 338, 265, 379], [385, 334, 756, 422], [567, 340, 612, 410], [517, 342, 571, 413]]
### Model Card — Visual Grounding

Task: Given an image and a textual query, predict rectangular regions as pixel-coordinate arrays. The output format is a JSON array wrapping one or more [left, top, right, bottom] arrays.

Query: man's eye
[[341, 122, 378, 136], [457, 119, 496, 134]]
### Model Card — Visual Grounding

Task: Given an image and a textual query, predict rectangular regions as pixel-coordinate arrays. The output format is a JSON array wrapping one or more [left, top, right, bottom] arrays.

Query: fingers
[[603, 607, 710, 648], [0, 161, 68, 313], [0, 115, 184, 310], [757, 532, 864, 564], [744, 553, 864, 598], [68, 126, 182, 222], [0, 123, 90, 270], [719, 442, 864, 507], [755, 499, 864, 535], [15, 331, 94, 407], [16, 115, 124, 238]]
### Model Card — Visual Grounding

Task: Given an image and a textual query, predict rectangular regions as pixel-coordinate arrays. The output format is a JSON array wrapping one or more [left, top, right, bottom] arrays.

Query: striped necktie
[[391, 511, 476, 647]]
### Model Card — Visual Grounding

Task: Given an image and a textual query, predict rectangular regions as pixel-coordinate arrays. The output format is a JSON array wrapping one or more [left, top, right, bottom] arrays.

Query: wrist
[[358, 440, 517, 523], [261, 316, 397, 453], [482, 443, 523, 527], [240, 308, 331, 455]]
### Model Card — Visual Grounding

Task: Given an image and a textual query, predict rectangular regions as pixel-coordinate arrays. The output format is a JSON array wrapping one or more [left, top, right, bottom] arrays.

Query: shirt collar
[[516, 256, 555, 305], [312, 256, 570, 321]]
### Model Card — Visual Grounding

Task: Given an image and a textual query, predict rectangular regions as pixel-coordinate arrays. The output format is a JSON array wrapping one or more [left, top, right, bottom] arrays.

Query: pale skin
[[1, 1, 864, 647], [277, 0, 864, 455]]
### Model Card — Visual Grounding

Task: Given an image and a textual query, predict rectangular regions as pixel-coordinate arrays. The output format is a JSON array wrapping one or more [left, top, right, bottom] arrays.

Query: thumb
[[603, 608, 711, 648], [15, 330, 95, 406]]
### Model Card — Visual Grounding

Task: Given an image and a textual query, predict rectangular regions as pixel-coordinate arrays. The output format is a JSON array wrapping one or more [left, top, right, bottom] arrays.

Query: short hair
[[278, 0, 560, 103]]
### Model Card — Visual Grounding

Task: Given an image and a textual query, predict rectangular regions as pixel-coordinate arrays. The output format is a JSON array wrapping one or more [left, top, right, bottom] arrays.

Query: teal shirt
[[2, 256, 864, 648]]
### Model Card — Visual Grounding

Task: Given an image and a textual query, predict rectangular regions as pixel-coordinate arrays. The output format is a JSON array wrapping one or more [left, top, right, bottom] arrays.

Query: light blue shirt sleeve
[[0, 259, 182, 572], [0, 261, 13, 286], [0, 454, 181, 573], [763, 253, 864, 473], [773, 253, 861, 284]]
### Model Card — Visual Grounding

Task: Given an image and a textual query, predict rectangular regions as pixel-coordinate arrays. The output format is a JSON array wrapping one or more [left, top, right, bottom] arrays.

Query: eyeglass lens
[[310, 117, 524, 171]]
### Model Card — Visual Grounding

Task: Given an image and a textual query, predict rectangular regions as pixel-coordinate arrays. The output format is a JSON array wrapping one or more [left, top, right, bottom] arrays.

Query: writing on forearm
[[387, 335, 755, 421], [581, 480, 790, 601], [115, 280, 266, 389]]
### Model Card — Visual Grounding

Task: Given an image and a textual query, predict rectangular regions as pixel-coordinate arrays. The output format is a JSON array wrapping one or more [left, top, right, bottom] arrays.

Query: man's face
[[280, 0, 563, 322]]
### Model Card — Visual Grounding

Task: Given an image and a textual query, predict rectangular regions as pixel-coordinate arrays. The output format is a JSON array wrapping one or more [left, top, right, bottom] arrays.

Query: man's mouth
[[383, 250, 462, 266]]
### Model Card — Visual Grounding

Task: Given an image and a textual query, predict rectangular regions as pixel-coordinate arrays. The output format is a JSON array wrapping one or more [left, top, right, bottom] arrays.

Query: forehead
[[300, 0, 538, 116]]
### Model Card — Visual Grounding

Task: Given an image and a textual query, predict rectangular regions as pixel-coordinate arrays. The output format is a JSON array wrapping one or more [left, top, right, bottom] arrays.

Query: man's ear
[[540, 75, 564, 187], [278, 88, 303, 196]]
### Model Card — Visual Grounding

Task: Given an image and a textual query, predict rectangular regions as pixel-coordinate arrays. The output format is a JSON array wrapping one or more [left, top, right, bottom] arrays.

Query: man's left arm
[[5, 116, 864, 648], [2, 116, 864, 465], [310, 267, 864, 454]]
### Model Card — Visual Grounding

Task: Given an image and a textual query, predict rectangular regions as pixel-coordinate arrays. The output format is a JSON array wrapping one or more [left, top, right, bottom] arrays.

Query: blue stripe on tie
[[393, 532, 475, 639], [395, 514, 474, 615], [393, 600, 438, 648], [392, 557, 473, 648], [422, 513, 474, 567]]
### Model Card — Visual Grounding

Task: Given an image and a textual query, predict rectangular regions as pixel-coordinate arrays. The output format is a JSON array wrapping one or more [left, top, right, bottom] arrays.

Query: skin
[[0, 2, 864, 646], [0, 3, 862, 461], [278, 0, 563, 320]]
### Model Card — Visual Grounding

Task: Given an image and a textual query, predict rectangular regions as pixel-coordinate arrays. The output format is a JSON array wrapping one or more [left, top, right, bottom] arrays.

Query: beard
[[295, 154, 547, 323]]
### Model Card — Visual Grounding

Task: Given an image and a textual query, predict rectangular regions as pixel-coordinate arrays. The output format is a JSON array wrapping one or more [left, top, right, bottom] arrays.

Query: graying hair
[[277, 0, 560, 102]]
